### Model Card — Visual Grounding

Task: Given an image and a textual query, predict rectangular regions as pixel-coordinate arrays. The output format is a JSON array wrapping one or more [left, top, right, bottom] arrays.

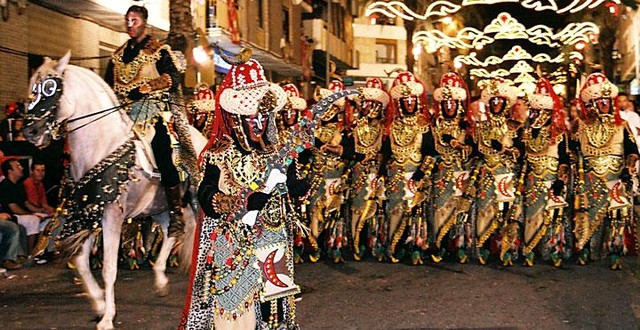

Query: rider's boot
[[166, 185, 185, 238]]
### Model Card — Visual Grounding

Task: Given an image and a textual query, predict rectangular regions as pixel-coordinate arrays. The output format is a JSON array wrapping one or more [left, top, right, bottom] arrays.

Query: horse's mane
[[31, 58, 120, 109], [62, 65, 120, 107]]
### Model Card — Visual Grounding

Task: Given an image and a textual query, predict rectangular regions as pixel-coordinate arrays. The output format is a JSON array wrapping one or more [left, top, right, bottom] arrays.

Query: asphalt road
[[1, 256, 639, 329]]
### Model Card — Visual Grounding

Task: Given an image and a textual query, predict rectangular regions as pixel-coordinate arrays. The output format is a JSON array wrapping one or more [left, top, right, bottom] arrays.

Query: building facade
[[346, 5, 407, 88]]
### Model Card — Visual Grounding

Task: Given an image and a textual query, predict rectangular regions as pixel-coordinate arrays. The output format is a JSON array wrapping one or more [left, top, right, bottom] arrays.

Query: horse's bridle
[[25, 75, 66, 140], [25, 73, 133, 140]]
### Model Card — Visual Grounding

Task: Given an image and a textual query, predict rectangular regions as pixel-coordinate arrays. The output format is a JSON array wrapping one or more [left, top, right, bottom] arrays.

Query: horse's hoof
[[92, 301, 106, 318], [96, 319, 114, 330], [156, 284, 171, 297]]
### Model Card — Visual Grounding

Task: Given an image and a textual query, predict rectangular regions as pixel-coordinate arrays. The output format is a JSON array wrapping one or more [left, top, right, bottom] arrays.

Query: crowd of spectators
[[0, 127, 61, 272]]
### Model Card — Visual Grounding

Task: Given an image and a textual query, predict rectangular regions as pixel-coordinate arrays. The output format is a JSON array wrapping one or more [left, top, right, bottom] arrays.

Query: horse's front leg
[[97, 206, 124, 330], [153, 211, 175, 297], [74, 235, 105, 317]]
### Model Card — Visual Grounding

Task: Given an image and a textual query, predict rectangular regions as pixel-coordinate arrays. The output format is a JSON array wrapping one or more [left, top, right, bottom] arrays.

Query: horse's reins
[[60, 97, 186, 136]]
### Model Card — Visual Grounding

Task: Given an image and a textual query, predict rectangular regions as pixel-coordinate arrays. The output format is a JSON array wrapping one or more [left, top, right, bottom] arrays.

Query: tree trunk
[[404, 19, 416, 73], [167, 0, 195, 53], [598, 15, 617, 81]]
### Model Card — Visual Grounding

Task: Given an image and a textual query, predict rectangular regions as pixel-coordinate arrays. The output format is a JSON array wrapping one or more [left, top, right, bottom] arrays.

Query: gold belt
[[584, 155, 623, 176], [528, 155, 558, 177]]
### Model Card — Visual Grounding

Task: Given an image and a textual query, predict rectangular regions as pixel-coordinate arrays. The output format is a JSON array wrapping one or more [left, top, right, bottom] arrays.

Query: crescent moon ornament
[[262, 250, 288, 288], [498, 176, 513, 198], [455, 171, 468, 190], [611, 182, 625, 205]]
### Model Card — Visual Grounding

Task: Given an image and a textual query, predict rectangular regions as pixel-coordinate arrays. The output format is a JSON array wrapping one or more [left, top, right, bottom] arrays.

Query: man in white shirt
[[618, 92, 640, 146]]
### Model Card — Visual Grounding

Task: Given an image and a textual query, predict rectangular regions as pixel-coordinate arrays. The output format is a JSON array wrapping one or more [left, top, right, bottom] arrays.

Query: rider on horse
[[104, 5, 185, 238]]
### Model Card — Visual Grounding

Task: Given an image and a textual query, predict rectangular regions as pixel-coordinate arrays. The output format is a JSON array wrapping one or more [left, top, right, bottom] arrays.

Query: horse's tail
[[178, 197, 199, 274]]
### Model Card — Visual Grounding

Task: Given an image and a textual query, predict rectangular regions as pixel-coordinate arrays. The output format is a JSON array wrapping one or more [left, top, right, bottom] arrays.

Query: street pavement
[[1, 255, 639, 329]]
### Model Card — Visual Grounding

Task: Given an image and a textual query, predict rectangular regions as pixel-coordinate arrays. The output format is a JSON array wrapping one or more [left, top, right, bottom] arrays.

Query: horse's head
[[23, 51, 71, 148]]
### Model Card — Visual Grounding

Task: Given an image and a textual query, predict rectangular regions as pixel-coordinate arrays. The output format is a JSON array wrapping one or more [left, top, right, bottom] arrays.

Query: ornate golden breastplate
[[315, 123, 340, 145], [208, 139, 271, 194], [478, 118, 510, 153], [579, 119, 624, 157], [390, 115, 429, 166], [112, 39, 169, 100], [354, 118, 382, 156], [433, 118, 466, 164]]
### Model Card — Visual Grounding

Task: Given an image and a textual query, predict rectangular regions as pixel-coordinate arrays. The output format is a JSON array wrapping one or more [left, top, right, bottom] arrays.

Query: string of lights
[[366, 0, 621, 21], [412, 12, 599, 50]]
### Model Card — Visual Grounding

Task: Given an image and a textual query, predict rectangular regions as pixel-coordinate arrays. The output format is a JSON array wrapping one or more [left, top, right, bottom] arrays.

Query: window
[[283, 8, 290, 42], [375, 40, 397, 64], [257, 0, 264, 28]]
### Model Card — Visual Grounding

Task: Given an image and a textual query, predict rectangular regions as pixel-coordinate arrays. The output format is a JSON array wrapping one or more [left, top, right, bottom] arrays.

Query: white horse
[[24, 52, 206, 330]]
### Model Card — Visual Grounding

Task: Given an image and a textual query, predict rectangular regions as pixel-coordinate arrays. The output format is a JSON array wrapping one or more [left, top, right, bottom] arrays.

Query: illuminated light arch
[[514, 72, 537, 84], [412, 12, 598, 50], [366, 0, 621, 19], [454, 45, 568, 67], [510, 60, 534, 73]]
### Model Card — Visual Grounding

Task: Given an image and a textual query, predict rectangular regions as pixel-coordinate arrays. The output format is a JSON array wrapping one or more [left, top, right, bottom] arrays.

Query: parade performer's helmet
[[217, 58, 287, 150], [358, 77, 390, 119], [580, 72, 619, 116], [530, 77, 562, 112], [433, 72, 468, 119], [480, 78, 518, 116], [389, 71, 425, 117], [192, 84, 216, 113], [280, 83, 307, 128], [282, 83, 307, 111], [529, 77, 567, 137], [314, 79, 345, 122]]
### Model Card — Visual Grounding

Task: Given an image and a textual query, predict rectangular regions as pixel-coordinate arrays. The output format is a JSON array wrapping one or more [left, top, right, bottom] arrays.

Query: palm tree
[[166, 0, 195, 53]]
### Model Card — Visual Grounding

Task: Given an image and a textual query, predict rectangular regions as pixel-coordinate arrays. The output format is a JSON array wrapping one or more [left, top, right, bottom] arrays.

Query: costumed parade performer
[[521, 77, 570, 267], [474, 78, 524, 266], [189, 83, 216, 138], [349, 77, 389, 261], [306, 80, 353, 263], [429, 72, 476, 264], [181, 58, 306, 329], [573, 72, 639, 270], [104, 5, 196, 239], [381, 71, 433, 264], [277, 82, 313, 264]]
